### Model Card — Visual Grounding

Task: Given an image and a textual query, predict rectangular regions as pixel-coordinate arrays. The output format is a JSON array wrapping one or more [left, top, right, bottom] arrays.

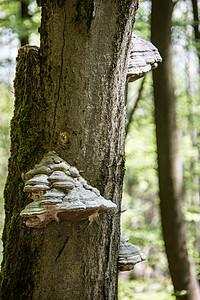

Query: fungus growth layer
[[118, 230, 146, 271], [127, 33, 162, 82], [20, 151, 117, 228]]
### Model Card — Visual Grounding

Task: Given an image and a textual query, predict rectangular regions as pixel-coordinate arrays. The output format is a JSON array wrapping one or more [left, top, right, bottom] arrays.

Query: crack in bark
[[55, 236, 70, 261], [53, 9, 66, 133]]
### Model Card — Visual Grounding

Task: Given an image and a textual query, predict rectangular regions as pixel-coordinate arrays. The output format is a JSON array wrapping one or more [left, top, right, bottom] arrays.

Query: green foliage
[[134, 0, 151, 39], [123, 75, 169, 280], [123, 0, 200, 292], [0, 83, 14, 202], [0, 84, 13, 271], [119, 278, 175, 300], [0, 0, 41, 44], [125, 75, 158, 207]]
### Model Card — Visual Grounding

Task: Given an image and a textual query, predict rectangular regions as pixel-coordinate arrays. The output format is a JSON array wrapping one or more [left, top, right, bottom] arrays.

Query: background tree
[[0, 0, 40, 46], [151, 0, 200, 299], [20, 0, 31, 46]]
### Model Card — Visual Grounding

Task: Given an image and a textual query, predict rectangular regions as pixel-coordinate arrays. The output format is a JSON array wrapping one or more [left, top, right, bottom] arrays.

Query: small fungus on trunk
[[121, 204, 127, 213], [127, 33, 162, 82], [118, 230, 146, 272]]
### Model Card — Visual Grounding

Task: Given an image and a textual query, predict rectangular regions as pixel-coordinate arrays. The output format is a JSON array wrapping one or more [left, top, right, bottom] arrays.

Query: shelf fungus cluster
[[127, 33, 162, 82], [20, 152, 117, 228], [119, 204, 146, 271], [118, 230, 146, 271]]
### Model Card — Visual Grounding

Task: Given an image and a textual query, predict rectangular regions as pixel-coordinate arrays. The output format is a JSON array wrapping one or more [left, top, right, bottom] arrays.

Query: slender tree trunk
[[191, 0, 200, 40], [0, 1, 138, 299], [151, 0, 200, 299], [126, 76, 145, 137], [191, 0, 200, 277], [185, 0, 199, 205], [20, 0, 30, 46]]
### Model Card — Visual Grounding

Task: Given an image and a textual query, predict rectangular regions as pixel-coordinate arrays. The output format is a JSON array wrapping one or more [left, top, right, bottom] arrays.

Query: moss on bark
[[1, 46, 46, 300]]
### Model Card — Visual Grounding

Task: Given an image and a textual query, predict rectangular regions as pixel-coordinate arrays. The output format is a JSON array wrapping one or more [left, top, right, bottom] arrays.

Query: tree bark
[[151, 0, 200, 299], [0, 0, 138, 299]]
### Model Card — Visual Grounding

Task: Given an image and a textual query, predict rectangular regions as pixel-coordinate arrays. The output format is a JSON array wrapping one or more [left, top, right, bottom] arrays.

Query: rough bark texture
[[151, 0, 200, 299], [0, 0, 138, 299]]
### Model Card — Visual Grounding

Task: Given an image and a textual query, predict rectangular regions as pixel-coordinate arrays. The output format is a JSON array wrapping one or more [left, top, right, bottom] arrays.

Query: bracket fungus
[[121, 204, 127, 213], [127, 33, 162, 82], [118, 230, 146, 272], [20, 151, 117, 228]]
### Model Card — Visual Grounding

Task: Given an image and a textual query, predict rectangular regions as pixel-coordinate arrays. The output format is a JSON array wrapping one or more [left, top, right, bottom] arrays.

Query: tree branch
[[191, 0, 200, 40], [126, 75, 146, 138]]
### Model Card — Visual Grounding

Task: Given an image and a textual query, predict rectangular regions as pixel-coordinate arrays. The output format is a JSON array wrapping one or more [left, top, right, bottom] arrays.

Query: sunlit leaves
[[0, 0, 41, 43], [0, 83, 14, 201]]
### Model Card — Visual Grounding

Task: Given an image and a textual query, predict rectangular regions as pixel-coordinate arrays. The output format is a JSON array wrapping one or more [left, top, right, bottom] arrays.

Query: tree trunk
[[151, 0, 200, 299], [191, 0, 200, 274], [20, 0, 30, 46], [0, 1, 138, 299]]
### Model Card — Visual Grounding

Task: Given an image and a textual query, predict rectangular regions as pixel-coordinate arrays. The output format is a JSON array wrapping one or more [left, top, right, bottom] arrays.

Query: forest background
[[0, 0, 200, 299]]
